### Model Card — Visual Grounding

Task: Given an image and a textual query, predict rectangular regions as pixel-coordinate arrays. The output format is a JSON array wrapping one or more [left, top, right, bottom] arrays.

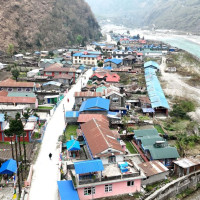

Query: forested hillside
[[0, 0, 101, 50]]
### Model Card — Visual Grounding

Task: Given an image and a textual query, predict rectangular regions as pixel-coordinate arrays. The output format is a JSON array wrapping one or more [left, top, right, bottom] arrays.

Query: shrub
[[170, 100, 195, 119]]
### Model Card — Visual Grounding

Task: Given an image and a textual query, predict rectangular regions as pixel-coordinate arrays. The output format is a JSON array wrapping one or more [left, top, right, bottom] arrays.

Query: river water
[[101, 23, 200, 59]]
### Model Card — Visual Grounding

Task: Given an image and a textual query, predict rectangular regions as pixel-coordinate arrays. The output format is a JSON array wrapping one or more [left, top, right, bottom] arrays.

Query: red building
[[0, 121, 36, 143], [43, 63, 76, 83]]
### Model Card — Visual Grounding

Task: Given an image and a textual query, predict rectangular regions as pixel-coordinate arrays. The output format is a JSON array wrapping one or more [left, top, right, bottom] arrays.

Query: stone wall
[[146, 170, 200, 200]]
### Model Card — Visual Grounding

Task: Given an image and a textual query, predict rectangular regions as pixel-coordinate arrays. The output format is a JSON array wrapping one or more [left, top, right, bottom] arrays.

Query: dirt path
[[160, 57, 200, 122]]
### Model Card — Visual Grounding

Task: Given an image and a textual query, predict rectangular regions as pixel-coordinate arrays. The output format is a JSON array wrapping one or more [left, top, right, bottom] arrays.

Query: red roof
[[106, 73, 120, 83], [74, 91, 102, 97], [137, 52, 143, 56], [0, 96, 36, 104], [0, 79, 40, 88], [44, 63, 76, 72], [0, 91, 8, 96], [53, 74, 73, 80], [78, 114, 109, 124], [81, 119, 123, 157], [91, 72, 120, 83], [139, 40, 146, 44]]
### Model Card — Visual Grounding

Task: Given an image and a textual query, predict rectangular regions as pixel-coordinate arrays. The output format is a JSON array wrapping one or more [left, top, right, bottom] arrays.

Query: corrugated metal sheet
[[79, 97, 110, 112], [66, 140, 80, 151], [144, 65, 169, 109], [142, 108, 155, 113], [0, 159, 17, 174], [134, 129, 159, 138], [65, 111, 79, 118], [104, 58, 122, 65], [144, 61, 160, 69], [147, 146, 180, 160], [74, 159, 104, 174], [57, 180, 79, 200], [0, 113, 5, 122], [138, 161, 168, 177]]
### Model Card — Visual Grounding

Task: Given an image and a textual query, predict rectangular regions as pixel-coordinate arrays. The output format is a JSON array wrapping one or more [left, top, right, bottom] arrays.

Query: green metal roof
[[140, 136, 165, 147], [147, 146, 180, 159], [134, 129, 158, 138], [96, 86, 107, 93], [8, 92, 36, 98]]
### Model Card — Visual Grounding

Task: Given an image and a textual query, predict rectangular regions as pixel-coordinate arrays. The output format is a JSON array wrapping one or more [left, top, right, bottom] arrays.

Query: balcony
[[70, 163, 140, 187]]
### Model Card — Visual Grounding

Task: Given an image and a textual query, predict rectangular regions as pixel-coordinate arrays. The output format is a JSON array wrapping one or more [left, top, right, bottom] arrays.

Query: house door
[[108, 156, 116, 163]]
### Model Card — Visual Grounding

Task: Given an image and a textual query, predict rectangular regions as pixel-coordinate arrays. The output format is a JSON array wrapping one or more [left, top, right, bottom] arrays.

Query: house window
[[55, 72, 59, 75], [108, 155, 116, 163], [105, 184, 112, 192], [112, 97, 119, 102], [0, 87, 3, 91], [45, 72, 52, 75], [92, 58, 94, 60], [127, 181, 134, 186], [18, 88, 22, 92], [84, 187, 95, 195], [7, 88, 13, 92], [26, 88, 31, 92]]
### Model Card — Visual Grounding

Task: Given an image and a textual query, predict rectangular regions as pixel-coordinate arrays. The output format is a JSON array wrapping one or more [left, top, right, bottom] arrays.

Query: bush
[[170, 100, 195, 119]]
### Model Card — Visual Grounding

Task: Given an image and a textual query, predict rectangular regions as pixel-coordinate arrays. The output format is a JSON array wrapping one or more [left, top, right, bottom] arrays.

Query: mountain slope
[[144, 0, 200, 32], [0, 0, 101, 50], [86, 0, 200, 33]]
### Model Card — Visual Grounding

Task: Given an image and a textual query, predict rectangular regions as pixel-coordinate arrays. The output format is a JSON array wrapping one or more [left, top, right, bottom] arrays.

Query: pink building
[[77, 179, 141, 200], [69, 159, 145, 200]]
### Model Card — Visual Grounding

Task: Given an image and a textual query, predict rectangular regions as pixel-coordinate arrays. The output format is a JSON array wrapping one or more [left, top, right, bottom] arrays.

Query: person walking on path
[[49, 153, 52, 160]]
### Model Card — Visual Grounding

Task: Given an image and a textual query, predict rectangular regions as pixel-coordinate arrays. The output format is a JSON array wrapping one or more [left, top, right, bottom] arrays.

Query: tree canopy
[[11, 68, 20, 81]]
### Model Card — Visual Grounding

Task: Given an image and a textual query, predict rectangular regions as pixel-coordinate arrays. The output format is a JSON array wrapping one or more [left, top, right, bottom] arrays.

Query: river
[[101, 23, 200, 59]]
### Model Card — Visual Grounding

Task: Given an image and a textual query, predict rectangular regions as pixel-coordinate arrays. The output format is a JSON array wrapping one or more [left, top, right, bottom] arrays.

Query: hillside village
[[0, 32, 200, 200]]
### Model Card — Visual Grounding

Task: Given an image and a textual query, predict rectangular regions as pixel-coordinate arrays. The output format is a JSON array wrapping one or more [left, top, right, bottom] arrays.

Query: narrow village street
[[29, 69, 93, 200], [160, 57, 200, 122]]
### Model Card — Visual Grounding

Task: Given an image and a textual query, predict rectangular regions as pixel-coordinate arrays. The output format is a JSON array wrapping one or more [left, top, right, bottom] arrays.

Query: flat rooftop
[[103, 163, 137, 178]]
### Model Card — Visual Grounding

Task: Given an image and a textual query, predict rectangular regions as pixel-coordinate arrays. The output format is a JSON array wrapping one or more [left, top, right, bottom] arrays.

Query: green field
[[65, 125, 79, 140], [125, 141, 137, 154], [154, 124, 165, 135], [38, 106, 53, 110]]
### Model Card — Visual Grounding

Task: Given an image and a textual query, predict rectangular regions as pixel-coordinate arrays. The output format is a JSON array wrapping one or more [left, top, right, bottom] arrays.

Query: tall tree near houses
[[4, 128, 14, 159], [23, 109, 31, 172], [14, 113, 24, 181], [7, 118, 22, 196], [11, 68, 20, 81]]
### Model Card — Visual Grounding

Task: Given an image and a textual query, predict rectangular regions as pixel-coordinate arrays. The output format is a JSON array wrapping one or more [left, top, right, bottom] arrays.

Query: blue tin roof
[[104, 58, 122, 65], [92, 42, 106, 46], [92, 67, 97, 71], [0, 159, 17, 175], [142, 108, 155, 113], [0, 114, 5, 122], [81, 55, 98, 58], [144, 61, 160, 70], [103, 66, 112, 70], [57, 180, 79, 200], [144, 67, 169, 109], [79, 97, 110, 112], [66, 140, 80, 151], [74, 159, 104, 174], [73, 53, 83, 57], [65, 111, 80, 118]]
